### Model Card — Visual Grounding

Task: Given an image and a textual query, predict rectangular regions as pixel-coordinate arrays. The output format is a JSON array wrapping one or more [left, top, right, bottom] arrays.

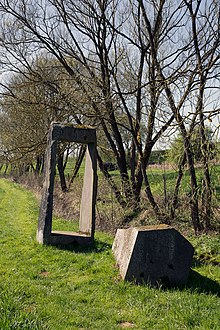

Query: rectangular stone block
[[112, 225, 194, 286], [52, 124, 96, 143]]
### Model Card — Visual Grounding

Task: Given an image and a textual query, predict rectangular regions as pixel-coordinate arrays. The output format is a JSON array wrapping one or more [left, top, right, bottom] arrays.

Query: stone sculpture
[[37, 123, 97, 246], [112, 225, 194, 286]]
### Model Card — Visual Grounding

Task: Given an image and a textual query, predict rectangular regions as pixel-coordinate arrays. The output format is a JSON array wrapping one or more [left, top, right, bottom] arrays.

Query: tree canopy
[[0, 0, 219, 230]]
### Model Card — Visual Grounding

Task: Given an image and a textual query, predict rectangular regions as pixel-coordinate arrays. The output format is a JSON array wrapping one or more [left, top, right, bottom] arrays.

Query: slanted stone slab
[[49, 231, 93, 246], [37, 123, 97, 246], [112, 225, 194, 286]]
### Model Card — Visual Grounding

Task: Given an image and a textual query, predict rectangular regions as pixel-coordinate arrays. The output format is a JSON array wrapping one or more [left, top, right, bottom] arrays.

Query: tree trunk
[[35, 155, 44, 175], [160, 71, 203, 232], [200, 136, 213, 229], [170, 153, 187, 220], [68, 145, 86, 189], [57, 152, 67, 192], [140, 159, 161, 218]]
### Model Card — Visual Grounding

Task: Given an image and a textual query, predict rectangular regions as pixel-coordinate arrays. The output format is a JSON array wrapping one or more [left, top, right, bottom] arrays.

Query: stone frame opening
[[37, 123, 97, 246]]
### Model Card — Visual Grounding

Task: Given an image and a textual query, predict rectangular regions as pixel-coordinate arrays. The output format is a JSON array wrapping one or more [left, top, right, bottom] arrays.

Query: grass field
[[0, 178, 219, 329], [3, 159, 220, 201]]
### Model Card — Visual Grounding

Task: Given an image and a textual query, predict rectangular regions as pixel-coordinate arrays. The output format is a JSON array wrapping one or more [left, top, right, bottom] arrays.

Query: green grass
[[0, 178, 219, 329], [146, 164, 220, 197]]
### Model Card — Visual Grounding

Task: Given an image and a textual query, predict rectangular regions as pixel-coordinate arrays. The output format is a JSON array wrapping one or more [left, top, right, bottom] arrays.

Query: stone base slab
[[37, 230, 93, 246]]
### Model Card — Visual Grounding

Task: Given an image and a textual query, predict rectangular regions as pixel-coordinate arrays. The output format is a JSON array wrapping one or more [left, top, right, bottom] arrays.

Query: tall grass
[[0, 178, 219, 329]]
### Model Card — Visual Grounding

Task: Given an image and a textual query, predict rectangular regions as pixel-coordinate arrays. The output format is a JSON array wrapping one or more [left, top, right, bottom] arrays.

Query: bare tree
[[137, 0, 220, 231], [168, 0, 220, 230], [0, 0, 219, 229], [183, 0, 220, 229]]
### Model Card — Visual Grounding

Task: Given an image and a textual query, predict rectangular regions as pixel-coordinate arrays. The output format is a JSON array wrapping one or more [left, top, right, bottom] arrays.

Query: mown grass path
[[0, 178, 219, 329]]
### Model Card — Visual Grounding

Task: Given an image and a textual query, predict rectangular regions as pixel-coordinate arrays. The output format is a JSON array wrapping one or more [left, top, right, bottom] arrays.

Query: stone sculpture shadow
[[51, 239, 112, 254], [152, 269, 220, 295], [185, 269, 220, 296]]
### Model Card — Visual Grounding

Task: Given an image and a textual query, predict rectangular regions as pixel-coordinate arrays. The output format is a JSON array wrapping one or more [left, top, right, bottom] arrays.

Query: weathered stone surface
[[80, 143, 97, 235], [37, 123, 97, 246], [52, 124, 96, 143], [112, 225, 194, 286]]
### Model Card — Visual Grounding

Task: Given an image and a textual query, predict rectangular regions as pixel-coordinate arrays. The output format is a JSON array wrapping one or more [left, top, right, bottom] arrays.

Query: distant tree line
[[0, 0, 220, 232]]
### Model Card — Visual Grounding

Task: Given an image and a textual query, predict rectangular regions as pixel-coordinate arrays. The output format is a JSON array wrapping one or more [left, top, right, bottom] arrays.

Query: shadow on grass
[[50, 242, 220, 296], [185, 269, 220, 296], [53, 239, 112, 254], [160, 270, 220, 296]]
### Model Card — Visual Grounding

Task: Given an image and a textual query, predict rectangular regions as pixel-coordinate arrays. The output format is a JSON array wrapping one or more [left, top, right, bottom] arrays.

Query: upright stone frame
[[37, 123, 97, 246]]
